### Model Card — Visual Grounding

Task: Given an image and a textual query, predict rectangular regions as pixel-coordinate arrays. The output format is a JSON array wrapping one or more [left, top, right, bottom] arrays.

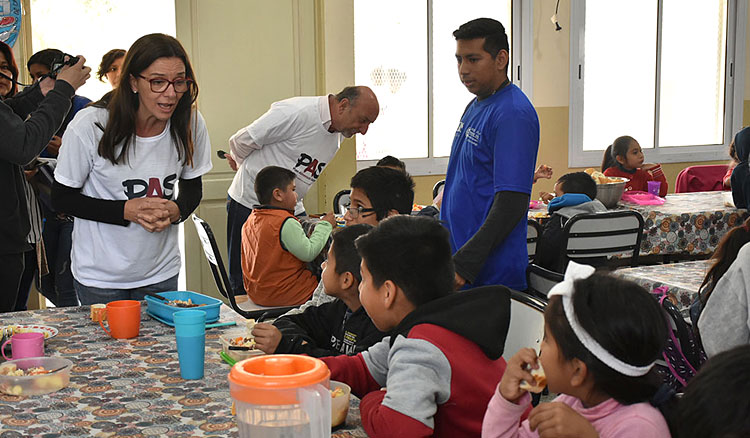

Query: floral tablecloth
[[614, 260, 711, 317], [0, 304, 365, 438], [529, 191, 747, 257]]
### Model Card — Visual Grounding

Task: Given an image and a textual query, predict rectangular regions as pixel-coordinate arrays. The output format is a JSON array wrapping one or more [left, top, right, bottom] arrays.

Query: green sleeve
[[280, 219, 333, 262]]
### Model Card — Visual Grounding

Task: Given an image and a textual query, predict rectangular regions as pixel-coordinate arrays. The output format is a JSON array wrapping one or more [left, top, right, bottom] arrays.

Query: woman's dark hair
[[331, 224, 373, 283], [545, 273, 667, 405], [0, 41, 19, 97], [699, 217, 750, 307], [254, 166, 296, 205], [677, 345, 750, 438], [27, 48, 63, 71], [97, 33, 198, 166], [97, 48, 126, 82], [356, 215, 454, 306], [557, 172, 597, 200], [453, 18, 509, 59], [601, 135, 637, 171]]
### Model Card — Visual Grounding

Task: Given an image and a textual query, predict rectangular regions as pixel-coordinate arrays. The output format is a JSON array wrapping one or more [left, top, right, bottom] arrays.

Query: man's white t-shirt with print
[[228, 96, 341, 215], [56, 106, 213, 289]]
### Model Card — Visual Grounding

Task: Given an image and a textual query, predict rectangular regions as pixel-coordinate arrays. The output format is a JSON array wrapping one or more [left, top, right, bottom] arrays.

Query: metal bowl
[[595, 178, 629, 208]]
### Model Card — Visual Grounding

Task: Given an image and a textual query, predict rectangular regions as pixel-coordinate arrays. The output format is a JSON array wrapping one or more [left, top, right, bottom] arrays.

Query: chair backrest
[[191, 214, 280, 320], [562, 210, 644, 267], [504, 290, 546, 362], [527, 219, 542, 262], [333, 189, 351, 214], [432, 179, 446, 199], [526, 263, 564, 299], [674, 164, 729, 193]]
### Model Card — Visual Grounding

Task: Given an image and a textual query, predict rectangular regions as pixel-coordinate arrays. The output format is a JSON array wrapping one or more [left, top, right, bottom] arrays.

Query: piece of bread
[[519, 365, 547, 393]]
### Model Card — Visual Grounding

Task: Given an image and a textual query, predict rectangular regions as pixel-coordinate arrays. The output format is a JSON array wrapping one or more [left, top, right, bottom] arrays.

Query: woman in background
[[97, 48, 126, 89]]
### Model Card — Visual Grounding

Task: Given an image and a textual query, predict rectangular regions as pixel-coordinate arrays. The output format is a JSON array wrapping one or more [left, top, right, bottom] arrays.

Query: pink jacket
[[482, 390, 670, 438]]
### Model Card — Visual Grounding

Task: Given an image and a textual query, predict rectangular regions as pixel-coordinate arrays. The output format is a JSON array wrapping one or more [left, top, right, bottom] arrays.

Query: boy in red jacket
[[321, 216, 512, 437]]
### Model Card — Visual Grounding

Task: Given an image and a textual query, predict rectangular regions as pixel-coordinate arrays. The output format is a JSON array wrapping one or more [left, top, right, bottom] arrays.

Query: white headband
[[547, 262, 655, 377]]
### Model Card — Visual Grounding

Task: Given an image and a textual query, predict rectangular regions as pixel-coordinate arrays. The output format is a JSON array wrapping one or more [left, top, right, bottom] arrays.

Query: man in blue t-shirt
[[441, 18, 540, 291]]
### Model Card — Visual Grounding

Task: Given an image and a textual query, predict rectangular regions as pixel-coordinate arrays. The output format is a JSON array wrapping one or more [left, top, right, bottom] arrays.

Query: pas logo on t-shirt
[[294, 153, 327, 180], [122, 174, 178, 200]]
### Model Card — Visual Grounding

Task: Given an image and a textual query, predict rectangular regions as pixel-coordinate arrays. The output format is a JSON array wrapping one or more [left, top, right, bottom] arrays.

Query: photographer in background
[[0, 41, 90, 312], [18, 49, 94, 309]]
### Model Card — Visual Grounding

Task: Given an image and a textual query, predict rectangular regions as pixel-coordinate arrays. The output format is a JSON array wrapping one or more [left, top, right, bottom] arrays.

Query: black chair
[[191, 214, 295, 320], [333, 189, 351, 214], [527, 219, 542, 262], [432, 179, 445, 199], [526, 263, 564, 299], [562, 210, 645, 269]]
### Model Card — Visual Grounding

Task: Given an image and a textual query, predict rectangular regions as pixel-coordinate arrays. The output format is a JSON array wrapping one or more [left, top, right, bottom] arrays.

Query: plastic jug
[[228, 354, 332, 438]]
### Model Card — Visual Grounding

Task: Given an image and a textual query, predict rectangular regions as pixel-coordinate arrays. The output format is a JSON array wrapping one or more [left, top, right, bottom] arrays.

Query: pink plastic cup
[[1, 332, 44, 360]]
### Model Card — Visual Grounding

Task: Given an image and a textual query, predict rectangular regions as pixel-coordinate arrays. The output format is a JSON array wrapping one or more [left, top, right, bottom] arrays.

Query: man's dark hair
[[356, 215, 454, 306], [254, 166, 296, 205], [350, 167, 415, 221], [453, 18, 509, 59], [331, 224, 373, 283], [27, 48, 64, 71], [677, 345, 750, 438], [334, 86, 362, 106], [376, 155, 406, 171], [557, 172, 597, 200]]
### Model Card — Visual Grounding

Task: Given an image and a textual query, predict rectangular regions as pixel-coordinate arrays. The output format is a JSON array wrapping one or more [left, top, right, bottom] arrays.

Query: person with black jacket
[[252, 224, 386, 357], [0, 40, 90, 312]]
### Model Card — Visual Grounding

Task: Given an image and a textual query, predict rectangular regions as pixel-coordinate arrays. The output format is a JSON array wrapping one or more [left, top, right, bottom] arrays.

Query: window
[[354, 0, 528, 175], [569, 0, 746, 167]]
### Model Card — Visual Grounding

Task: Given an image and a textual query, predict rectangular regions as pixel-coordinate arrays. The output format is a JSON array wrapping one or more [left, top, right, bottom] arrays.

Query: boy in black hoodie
[[252, 224, 386, 357], [321, 215, 511, 438]]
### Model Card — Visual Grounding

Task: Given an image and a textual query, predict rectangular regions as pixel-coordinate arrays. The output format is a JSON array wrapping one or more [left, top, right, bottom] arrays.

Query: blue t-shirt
[[441, 84, 539, 290]]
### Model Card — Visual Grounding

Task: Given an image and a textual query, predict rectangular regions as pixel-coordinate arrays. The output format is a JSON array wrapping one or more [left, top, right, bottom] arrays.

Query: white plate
[[6, 325, 58, 339]]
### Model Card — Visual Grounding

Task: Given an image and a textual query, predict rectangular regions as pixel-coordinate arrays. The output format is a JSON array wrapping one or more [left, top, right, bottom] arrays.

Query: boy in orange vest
[[240, 166, 336, 306]]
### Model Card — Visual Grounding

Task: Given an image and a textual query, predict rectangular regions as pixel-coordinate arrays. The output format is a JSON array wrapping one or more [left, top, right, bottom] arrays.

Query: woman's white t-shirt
[[56, 106, 212, 289]]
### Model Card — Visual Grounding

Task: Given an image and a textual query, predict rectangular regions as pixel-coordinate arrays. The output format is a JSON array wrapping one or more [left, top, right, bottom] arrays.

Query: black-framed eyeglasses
[[138, 75, 194, 93], [341, 204, 377, 219]]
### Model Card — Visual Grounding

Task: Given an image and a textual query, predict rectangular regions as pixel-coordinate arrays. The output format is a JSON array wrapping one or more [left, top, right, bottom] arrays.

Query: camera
[[49, 53, 80, 77]]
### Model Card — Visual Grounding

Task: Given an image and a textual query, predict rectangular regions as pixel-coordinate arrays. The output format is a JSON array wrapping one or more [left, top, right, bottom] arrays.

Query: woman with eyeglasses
[[52, 33, 212, 305]]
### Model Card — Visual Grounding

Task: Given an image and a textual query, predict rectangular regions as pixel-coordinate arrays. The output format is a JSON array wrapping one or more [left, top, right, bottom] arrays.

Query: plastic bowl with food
[[330, 380, 351, 427], [219, 332, 264, 362], [595, 177, 629, 208], [0, 357, 73, 396]]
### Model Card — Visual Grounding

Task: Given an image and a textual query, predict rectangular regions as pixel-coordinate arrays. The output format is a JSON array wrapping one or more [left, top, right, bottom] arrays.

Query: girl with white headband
[[482, 262, 672, 437]]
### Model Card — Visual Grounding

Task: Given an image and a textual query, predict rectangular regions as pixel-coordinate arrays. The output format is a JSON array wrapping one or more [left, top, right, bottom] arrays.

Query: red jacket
[[604, 165, 668, 196]]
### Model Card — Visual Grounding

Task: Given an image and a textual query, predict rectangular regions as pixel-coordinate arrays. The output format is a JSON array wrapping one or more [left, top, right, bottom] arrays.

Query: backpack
[[651, 287, 707, 391]]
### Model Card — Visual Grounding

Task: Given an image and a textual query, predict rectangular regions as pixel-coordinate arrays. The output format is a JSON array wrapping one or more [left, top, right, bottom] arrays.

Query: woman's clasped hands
[[124, 197, 180, 232]]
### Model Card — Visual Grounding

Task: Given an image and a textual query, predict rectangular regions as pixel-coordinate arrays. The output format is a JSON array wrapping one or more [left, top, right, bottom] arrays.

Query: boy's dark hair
[[699, 217, 750, 309], [355, 215, 454, 306], [557, 172, 597, 200], [601, 135, 637, 171], [254, 166, 296, 205], [453, 18, 509, 59], [677, 345, 750, 438], [350, 167, 415, 220], [331, 224, 373, 283], [376, 155, 406, 171], [27, 48, 63, 71], [546, 273, 667, 405], [97, 48, 126, 82]]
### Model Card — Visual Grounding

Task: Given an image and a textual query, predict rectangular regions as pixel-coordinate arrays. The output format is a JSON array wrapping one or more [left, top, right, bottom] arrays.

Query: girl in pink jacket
[[482, 263, 672, 438]]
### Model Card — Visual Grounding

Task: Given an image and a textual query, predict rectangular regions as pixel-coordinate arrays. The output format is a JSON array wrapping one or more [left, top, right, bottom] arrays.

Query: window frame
[[568, 0, 746, 168], [355, 0, 532, 176]]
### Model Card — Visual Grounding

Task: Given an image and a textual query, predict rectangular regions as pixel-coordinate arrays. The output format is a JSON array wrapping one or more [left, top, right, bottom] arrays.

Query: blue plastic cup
[[174, 309, 206, 380]]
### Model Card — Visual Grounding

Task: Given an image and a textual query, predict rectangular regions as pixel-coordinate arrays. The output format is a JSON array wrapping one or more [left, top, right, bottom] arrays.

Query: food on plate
[[3, 325, 52, 339], [519, 364, 547, 393], [228, 319, 258, 350], [584, 168, 624, 185], [0, 364, 67, 396], [166, 298, 206, 308]]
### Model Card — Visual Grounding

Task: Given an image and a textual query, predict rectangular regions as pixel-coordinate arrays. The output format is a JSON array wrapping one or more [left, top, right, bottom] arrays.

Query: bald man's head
[[330, 86, 380, 138]]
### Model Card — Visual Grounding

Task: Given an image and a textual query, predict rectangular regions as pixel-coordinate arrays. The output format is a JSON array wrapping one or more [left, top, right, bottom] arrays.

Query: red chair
[[674, 165, 729, 193]]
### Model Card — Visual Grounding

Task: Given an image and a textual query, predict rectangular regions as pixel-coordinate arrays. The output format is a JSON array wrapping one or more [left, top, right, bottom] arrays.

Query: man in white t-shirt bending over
[[226, 86, 379, 297]]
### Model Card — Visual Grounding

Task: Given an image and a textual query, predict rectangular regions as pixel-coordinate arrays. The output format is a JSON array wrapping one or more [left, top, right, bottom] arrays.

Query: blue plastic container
[[144, 291, 221, 326]]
